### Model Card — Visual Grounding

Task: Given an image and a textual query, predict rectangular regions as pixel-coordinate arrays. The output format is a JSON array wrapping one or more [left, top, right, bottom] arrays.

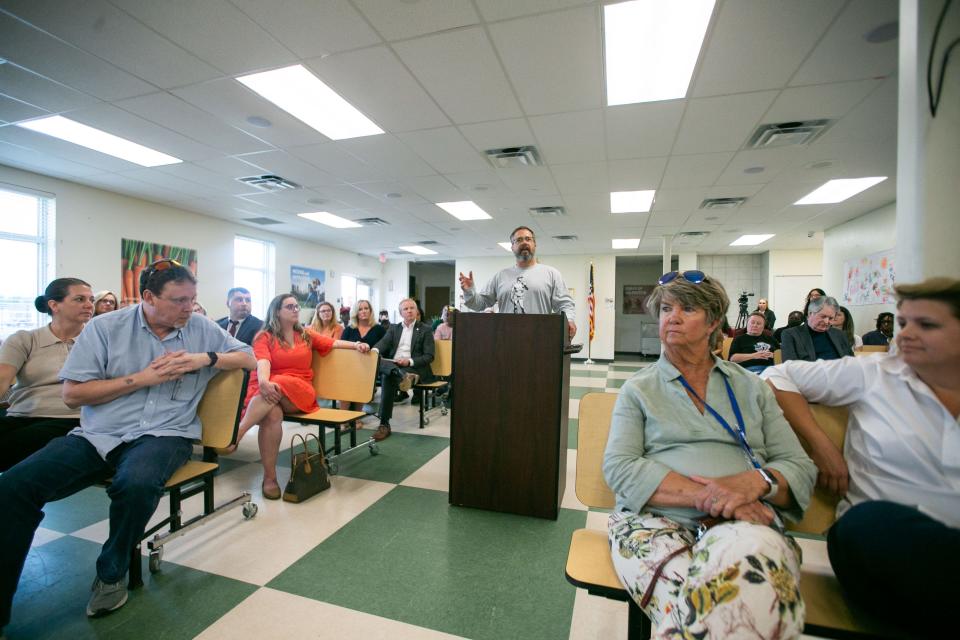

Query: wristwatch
[[207, 351, 219, 368], [757, 467, 779, 500]]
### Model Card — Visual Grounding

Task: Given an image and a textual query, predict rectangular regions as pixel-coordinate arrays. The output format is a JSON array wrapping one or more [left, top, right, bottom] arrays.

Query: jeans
[[827, 500, 960, 636], [0, 434, 192, 627]]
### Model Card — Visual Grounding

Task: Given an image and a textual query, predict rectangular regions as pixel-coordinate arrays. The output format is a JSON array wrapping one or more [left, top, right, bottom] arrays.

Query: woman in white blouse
[[763, 277, 960, 636]]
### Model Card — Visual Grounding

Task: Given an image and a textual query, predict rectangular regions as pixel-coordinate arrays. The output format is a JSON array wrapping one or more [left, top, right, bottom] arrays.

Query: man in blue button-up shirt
[[0, 261, 255, 629]]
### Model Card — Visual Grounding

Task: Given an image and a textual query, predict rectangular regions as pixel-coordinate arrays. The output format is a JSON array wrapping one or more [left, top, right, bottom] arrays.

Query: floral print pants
[[608, 512, 805, 639]]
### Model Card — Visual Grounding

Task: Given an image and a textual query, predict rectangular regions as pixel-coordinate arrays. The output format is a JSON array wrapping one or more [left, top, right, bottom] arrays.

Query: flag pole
[[585, 261, 595, 364]]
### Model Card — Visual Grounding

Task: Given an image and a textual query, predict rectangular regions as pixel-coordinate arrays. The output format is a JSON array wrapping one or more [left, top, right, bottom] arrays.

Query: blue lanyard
[[676, 375, 761, 469]]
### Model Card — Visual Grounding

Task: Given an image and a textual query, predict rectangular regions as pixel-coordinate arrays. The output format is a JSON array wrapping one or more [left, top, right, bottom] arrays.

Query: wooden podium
[[449, 312, 575, 520]]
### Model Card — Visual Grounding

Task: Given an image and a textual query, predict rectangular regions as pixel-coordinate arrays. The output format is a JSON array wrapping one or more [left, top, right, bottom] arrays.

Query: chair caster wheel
[[242, 502, 258, 519], [441, 408, 448, 416], [423, 417, 430, 426], [149, 548, 163, 573], [368, 443, 379, 456], [327, 460, 340, 475]]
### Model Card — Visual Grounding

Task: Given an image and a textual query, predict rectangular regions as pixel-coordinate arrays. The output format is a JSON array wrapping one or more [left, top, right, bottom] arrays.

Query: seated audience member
[[780, 296, 853, 362], [0, 260, 254, 626], [832, 305, 862, 351], [371, 298, 435, 442], [309, 300, 343, 340], [434, 306, 455, 340], [604, 270, 816, 638], [93, 290, 118, 316], [233, 294, 369, 499], [754, 297, 776, 330], [728, 312, 779, 373], [216, 287, 263, 346], [773, 310, 804, 343], [340, 299, 386, 427], [192, 301, 207, 316], [762, 277, 960, 635], [0, 278, 92, 471], [861, 311, 894, 346], [802, 287, 826, 317]]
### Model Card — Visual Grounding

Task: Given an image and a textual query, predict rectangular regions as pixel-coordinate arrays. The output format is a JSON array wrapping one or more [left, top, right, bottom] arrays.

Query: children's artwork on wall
[[120, 239, 197, 306], [842, 249, 896, 306], [291, 265, 326, 309], [623, 284, 655, 314]]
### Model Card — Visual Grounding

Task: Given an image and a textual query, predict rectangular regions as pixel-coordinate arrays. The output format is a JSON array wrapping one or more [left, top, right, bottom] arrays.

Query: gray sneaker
[[86, 577, 128, 617]]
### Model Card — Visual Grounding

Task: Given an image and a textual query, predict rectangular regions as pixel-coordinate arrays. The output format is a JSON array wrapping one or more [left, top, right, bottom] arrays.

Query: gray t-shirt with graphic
[[463, 263, 575, 321]]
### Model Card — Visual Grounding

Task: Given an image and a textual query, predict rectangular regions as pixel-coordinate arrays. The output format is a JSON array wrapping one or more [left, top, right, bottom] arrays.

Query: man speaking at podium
[[459, 226, 576, 339]]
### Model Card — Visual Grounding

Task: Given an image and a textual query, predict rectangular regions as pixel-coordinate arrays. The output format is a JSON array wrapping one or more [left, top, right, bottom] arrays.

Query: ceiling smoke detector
[[242, 216, 283, 225], [237, 174, 301, 191], [746, 120, 832, 149], [552, 234, 579, 242], [529, 205, 566, 217], [700, 197, 747, 210], [484, 146, 543, 168], [353, 217, 390, 226]]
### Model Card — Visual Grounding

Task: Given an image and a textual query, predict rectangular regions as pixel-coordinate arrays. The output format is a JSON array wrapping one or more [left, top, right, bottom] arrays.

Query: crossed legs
[[236, 393, 298, 496]]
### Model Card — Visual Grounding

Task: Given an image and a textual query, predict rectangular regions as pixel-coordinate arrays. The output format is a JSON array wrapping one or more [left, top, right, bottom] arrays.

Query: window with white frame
[[233, 236, 274, 319], [0, 186, 55, 339]]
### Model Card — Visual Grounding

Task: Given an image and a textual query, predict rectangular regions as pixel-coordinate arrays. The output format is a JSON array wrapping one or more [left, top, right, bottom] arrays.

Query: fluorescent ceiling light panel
[[730, 234, 774, 246], [237, 64, 383, 140], [297, 212, 361, 228], [610, 190, 655, 213], [16, 115, 181, 167], [612, 238, 641, 249], [400, 245, 438, 255], [498, 242, 513, 252], [604, 0, 716, 105], [436, 201, 492, 221], [794, 177, 888, 205]]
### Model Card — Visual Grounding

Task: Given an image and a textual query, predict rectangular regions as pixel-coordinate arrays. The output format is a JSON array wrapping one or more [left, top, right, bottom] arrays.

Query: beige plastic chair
[[858, 345, 889, 354], [414, 339, 452, 428]]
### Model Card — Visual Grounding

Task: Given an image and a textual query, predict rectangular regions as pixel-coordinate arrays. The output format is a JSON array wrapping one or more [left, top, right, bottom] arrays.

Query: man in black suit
[[215, 287, 263, 346], [780, 296, 853, 362], [371, 298, 435, 441]]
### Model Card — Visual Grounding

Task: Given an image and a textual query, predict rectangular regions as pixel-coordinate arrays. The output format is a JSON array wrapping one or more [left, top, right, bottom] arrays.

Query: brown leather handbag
[[282, 433, 330, 503]]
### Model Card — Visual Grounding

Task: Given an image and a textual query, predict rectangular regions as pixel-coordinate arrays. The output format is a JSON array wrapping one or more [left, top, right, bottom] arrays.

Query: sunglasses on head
[[658, 270, 706, 286]]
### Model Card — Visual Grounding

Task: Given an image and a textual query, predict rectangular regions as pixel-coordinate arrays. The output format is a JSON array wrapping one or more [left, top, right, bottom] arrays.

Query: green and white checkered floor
[[8, 357, 831, 639]]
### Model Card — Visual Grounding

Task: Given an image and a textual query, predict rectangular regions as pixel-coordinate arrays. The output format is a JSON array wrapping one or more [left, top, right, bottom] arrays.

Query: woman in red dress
[[236, 293, 370, 499]]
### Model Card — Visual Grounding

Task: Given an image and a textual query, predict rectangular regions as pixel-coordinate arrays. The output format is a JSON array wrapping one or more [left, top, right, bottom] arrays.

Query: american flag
[[587, 262, 595, 342]]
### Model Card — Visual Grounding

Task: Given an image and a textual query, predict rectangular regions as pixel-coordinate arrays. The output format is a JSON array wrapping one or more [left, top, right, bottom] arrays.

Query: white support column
[[677, 252, 698, 272], [661, 235, 673, 275]]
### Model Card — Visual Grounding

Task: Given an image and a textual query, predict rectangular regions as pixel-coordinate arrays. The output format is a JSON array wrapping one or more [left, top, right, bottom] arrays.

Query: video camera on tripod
[[735, 291, 754, 330]]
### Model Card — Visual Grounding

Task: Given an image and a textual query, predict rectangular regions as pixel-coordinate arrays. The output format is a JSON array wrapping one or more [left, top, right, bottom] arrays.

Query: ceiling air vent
[[419, 240, 439, 245], [746, 120, 832, 149], [552, 234, 579, 242], [484, 146, 542, 168], [353, 217, 390, 226], [700, 197, 747, 210], [677, 231, 709, 240], [236, 174, 301, 191], [529, 206, 566, 217], [242, 216, 283, 225]]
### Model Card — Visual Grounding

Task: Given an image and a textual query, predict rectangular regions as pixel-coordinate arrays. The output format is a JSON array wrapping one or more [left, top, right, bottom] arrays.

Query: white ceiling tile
[[335, 135, 437, 180], [0, 95, 48, 123], [0, 64, 101, 113], [233, 150, 342, 188], [649, 211, 689, 227], [396, 127, 488, 174], [651, 188, 708, 213], [350, 182, 428, 208], [607, 158, 668, 191], [475, 0, 592, 22], [285, 143, 387, 183], [306, 46, 450, 133], [661, 152, 734, 188], [764, 79, 882, 123], [673, 91, 778, 155], [714, 146, 807, 186], [401, 175, 464, 204], [529, 109, 605, 164], [0, 139, 104, 177], [352, 0, 478, 41], [0, 124, 151, 172], [230, 0, 381, 58], [560, 193, 608, 217], [815, 77, 897, 144], [550, 162, 608, 195], [443, 170, 509, 195], [489, 6, 602, 114], [393, 28, 523, 124], [1, 0, 222, 89], [152, 162, 251, 195], [496, 166, 558, 196], [118, 167, 229, 199], [110, 0, 296, 75], [193, 155, 265, 179], [605, 101, 685, 159], [114, 93, 269, 155], [0, 14, 154, 100], [173, 78, 330, 148], [458, 119, 536, 153], [790, 0, 899, 86], [692, 0, 844, 97]]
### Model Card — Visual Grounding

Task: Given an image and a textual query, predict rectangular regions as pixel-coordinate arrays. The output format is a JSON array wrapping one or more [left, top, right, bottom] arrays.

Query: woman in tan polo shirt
[[0, 277, 93, 470]]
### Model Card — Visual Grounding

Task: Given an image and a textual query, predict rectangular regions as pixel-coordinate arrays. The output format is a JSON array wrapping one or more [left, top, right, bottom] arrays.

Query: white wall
[[766, 249, 823, 317], [822, 203, 897, 334], [698, 254, 768, 328], [614, 258, 661, 353], [0, 165, 385, 319], [409, 261, 455, 318], [453, 253, 616, 360], [379, 257, 409, 324]]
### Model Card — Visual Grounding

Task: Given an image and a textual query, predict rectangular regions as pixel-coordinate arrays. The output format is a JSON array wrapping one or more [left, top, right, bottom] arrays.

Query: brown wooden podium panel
[[449, 313, 571, 519]]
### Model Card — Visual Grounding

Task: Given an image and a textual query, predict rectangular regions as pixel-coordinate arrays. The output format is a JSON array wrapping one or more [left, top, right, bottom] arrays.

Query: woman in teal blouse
[[603, 271, 816, 639]]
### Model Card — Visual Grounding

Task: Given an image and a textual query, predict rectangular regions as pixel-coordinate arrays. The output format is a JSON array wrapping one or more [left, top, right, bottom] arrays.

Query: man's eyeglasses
[[157, 295, 197, 308], [283, 303, 301, 311], [511, 235, 535, 244], [658, 270, 706, 286]]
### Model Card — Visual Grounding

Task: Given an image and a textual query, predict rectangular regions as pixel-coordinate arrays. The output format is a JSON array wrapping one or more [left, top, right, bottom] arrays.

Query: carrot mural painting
[[120, 239, 198, 306]]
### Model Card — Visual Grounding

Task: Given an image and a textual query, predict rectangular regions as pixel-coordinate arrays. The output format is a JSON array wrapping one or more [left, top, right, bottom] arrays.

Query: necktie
[[228, 320, 238, 337]]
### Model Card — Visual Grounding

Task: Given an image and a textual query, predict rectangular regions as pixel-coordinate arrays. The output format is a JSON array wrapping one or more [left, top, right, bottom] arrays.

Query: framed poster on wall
[[622, 284, 654, 315], [290, 265, 326, 309], [120, 239, 197, 306]]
